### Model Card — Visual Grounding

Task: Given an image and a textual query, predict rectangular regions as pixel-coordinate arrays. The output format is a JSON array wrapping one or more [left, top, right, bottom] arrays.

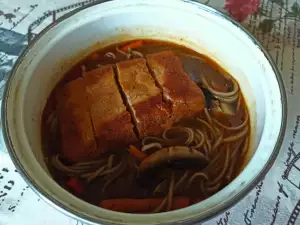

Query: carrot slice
[[128, 145, 147, 161], [100, 197, 190, 213], [65, 177, 85, 195], [121, 40, 144, 52]]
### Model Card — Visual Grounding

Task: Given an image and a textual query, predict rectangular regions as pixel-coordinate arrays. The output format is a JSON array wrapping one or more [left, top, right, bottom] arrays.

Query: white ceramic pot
[[2, 0, 287, 224]]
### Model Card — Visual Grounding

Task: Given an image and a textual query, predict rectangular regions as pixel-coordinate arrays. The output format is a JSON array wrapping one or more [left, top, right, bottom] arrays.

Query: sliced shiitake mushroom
[[138, 146, 209, 179]]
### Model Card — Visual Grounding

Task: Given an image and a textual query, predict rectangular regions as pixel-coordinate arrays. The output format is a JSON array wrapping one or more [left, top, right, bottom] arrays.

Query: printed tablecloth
[[1, 0, 300, 224]]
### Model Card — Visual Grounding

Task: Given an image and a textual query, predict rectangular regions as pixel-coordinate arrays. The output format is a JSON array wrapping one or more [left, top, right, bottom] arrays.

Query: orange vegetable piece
[[65, 177, 85, 195], [121, 40, 144, 52], [128, 145, 148, 161]]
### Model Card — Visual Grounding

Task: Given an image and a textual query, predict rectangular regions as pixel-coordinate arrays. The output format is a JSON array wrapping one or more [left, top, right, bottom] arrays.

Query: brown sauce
[[42, 40, 250, 213]]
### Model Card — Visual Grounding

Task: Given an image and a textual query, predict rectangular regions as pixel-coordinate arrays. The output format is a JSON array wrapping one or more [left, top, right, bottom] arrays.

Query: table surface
[[1, 0, 300, 224]]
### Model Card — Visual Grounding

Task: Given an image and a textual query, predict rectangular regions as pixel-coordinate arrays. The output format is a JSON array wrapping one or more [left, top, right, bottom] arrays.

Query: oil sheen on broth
[[42, 40, 250, 213]]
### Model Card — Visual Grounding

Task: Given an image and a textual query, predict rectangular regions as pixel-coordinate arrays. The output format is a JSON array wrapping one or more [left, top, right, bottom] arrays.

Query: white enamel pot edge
[[1, 0, 287, 224]]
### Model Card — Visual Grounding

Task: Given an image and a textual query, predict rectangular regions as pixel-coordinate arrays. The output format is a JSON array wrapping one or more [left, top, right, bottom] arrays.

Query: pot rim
[[1, 0, 287, 224]]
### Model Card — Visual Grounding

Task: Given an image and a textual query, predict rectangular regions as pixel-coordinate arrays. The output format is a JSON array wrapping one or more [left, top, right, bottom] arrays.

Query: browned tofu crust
[[83, 66, 137, 151], [116, 59, 172, 137], [56, 78, 97, 162], [146, 51, 205, 121]]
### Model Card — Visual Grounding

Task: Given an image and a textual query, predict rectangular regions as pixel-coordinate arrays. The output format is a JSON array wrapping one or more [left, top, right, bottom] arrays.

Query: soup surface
[[42, 40, 250, 213]]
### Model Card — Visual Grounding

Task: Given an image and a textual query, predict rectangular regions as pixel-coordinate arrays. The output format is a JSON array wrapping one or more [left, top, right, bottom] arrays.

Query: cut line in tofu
[[116, 58, 172, 137], [146, 51, 205, 121], [56, 78, 97, 163], [83, 66, 138, 152]]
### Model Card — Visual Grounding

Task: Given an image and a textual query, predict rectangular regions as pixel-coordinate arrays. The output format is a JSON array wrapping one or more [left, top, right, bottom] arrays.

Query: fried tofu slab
[[83, 66, 138, 151], [56, 51, 205, 162], [116, 59, 172, 137], [56, 78, 97, 162], [146, 51, 205, 121]]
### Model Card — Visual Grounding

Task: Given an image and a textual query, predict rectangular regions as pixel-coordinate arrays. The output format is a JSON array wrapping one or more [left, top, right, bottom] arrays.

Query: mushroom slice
[[211, 100, 236, 116], [138, 146, 209, 176]]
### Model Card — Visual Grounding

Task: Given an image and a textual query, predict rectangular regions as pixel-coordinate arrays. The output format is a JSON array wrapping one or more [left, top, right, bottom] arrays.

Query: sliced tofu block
[[56, 78, 97, 162], [116, 58, 172, 137], [83, 66, 138, 151], [146, 51, 206, 121]]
